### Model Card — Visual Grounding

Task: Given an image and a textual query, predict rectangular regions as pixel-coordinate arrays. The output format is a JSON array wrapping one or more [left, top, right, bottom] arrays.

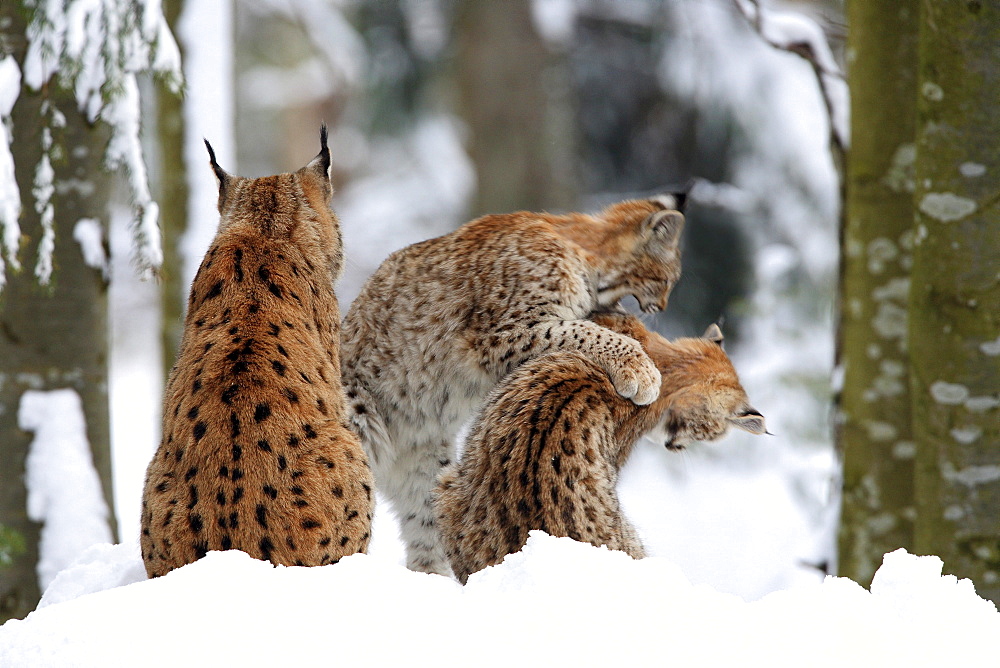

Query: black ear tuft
[[651, 190, 687, 214], [204, 139, 231, 204], [315, 123, 332, 181], [671, 191, 687, 213]]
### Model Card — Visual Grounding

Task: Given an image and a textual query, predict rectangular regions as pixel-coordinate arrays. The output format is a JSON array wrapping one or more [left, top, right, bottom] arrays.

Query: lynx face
[[591, 315, 766, 450], [648, 381, 767, 451], [554, 196, 685, 312]]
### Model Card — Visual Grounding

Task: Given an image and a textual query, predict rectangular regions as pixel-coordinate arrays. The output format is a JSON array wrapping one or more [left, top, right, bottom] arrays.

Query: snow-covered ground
[[1, 534, 997, 667], [9, 2, 995, 664]]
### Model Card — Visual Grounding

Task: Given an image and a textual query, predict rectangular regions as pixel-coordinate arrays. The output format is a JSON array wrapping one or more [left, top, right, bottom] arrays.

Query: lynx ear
[[303, 124, 333, 195], [204, 139, 233, 210], [643, 208, 684, 247], [703, 323, 724, 346], [728, 409, 767, 435]]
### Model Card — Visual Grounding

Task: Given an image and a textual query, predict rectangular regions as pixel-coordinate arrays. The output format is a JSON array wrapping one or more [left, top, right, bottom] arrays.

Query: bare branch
[[731, 0, 847, 163]]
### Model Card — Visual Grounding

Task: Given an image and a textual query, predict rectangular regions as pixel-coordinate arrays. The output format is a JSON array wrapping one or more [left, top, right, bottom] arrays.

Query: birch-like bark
[[910, 0, 1000, 605], [837, 0, 919, 587]]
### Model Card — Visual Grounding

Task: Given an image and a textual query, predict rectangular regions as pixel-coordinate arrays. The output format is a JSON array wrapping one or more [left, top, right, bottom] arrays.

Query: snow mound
[[37, 543, 147, 610], [1, 534, 996, 667]]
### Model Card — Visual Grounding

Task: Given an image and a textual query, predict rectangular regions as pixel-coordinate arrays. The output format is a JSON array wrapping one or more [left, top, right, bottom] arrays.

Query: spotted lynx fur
[[341, 197, 685, 574], [435, 312, 766, 583], [141, 128, 373, 577]]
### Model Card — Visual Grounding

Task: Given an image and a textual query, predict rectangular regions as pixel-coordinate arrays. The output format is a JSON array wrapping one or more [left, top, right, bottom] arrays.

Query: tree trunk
[[910, 0, 1000, 604], [158, 0, 189, 377], [837, 0, 919, 586], [0, 5, 116, 622], [454, 0, 577, 216]]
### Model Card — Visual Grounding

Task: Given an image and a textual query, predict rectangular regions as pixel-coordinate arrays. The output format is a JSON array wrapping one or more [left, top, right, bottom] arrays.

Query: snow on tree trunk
[[910, 1, 1000, 605], [0, 55, 21, 288], [19, 389, 114, 591], [837, 0, 919, 588]]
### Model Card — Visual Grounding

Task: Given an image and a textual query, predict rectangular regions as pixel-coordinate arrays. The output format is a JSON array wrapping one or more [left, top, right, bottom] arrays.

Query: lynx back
[[141, 128, 373, 577]]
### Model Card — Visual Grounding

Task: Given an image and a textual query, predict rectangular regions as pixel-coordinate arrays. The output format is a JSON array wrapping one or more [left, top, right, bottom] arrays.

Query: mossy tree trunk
[[910, 0, 1000, 604], [839, 0, 1000, 604], [0, 5, 116, 622], [837, 0, 919, 587], [158, 0, 189, 377]]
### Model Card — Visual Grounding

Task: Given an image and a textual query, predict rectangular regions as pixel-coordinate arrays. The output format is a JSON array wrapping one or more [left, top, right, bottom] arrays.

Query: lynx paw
[[609, 350, 661, 406]]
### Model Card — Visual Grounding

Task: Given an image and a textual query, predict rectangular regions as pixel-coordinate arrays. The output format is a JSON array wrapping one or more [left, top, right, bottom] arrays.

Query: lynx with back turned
[[435, 312, 766, 584], [341, 197, 685, 575], [140, 128, 373, 577]]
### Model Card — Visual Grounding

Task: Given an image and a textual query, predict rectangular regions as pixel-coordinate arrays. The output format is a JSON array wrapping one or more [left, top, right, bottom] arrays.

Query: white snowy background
[[2, 0, 998, 665]]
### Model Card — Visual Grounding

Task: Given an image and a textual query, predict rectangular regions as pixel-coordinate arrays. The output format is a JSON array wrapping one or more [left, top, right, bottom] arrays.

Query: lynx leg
[[614, 516, 646, 559], [381, 437, 455, 576]]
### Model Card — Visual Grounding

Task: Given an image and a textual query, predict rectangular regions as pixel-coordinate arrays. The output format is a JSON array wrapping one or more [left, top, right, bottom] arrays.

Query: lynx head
[[591, 313, 765, 449], [591, 194, 685, 313], [647, 323, 765, 449], [203, 126, 339, 269]]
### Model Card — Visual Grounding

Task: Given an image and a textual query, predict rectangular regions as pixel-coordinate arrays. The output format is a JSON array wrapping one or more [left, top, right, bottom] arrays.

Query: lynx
[[341, 196, 685, 574], [435, 312, 766, 584], [141, 128, 373, 577]]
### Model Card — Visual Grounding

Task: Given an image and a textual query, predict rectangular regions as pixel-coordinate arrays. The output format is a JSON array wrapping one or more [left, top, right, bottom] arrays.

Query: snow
[[0, 535, 996, 666], [31, 127, 56, 285], [530, 0, 578, 47], [402, 0, 448, 60], [619, 440, 832, 598], [108, 201, 162, 541], [17, 389, 113, 593], [102, 76, 163, 279], [72, 217, 109, 279], [36, 543, 146, 610], [177, 0, 234, 291], [654, 0, 845, 580], [0, 55, 21, 287], [338, 115, 476, 306]]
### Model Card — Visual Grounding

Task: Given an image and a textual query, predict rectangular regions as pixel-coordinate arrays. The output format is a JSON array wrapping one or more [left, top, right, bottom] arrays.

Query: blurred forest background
[[2, 0, 997, 623]]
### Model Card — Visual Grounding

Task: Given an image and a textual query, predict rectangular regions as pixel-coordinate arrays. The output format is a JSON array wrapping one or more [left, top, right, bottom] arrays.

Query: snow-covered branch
[[732, 0, 848, 158], [0, 0, 182, 289]]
